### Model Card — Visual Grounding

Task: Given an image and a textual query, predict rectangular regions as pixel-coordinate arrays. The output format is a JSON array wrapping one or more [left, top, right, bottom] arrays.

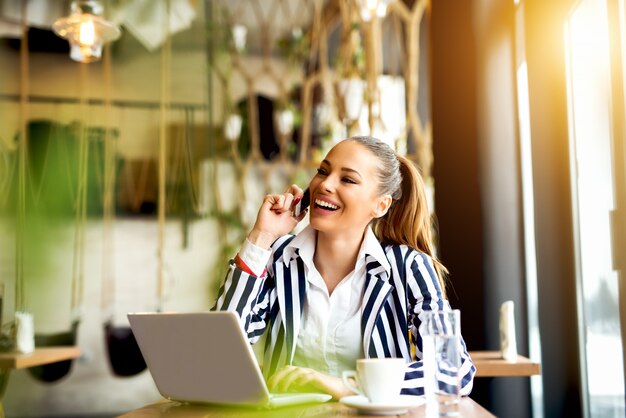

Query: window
[[565, 0, 626, 416]]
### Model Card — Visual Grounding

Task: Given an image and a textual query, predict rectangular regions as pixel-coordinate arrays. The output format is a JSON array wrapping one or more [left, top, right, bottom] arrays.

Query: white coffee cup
[[342, 358, 406, 404]]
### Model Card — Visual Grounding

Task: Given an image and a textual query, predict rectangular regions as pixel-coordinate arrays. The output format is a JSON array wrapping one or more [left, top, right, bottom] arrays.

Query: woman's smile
[[313, 197, 340, 213]]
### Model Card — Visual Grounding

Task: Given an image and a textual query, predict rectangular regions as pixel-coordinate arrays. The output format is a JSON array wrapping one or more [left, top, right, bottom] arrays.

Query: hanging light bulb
[[53, 0, 121, 63], [358, 0, 396, 22], [79, 19, 96, 46]]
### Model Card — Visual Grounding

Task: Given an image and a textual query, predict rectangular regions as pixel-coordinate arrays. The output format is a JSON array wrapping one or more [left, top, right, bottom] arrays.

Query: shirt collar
[[360, 225, 391, 274], [282, 225, 316, 266], [282, 225, 391, 274]]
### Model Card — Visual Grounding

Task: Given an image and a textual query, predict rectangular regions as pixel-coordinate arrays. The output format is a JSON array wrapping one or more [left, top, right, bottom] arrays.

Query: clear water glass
[[420, 309, 462, 417]]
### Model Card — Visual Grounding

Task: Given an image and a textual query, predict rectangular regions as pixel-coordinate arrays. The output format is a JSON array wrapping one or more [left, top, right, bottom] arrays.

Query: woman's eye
[[316, 168, 328, 176], [342, 177, 357, 184]]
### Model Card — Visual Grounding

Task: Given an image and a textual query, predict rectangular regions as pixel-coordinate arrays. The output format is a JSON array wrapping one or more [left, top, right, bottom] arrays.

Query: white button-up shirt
[[239, 225, 390, 377]]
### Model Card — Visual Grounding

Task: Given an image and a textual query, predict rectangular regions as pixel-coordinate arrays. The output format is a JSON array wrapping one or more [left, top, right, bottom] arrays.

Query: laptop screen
[[128, 311, 270, 406]]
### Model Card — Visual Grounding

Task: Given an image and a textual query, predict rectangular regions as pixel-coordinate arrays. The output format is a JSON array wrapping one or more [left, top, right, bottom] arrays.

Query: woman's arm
[[403, 251, 476, 396], [211, 185, 307, 341], [211, 259, 274, 344]]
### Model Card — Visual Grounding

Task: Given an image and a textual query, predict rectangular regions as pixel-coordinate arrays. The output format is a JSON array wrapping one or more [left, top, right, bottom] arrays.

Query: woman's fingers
[[267, 192, 296, 214], [282, 193, 296, 212], [262, 184, 307, 216], [268, 366, 316, 393], [280, 368, 315, 392], [267, 367, 350, 398], [251, 185, 308, 245], [273, 366, 300, 392], [267, 366, 292, 391], [273, 370, 296, 393], [287, 184, 304, 199], [290, 369, 317, 389]]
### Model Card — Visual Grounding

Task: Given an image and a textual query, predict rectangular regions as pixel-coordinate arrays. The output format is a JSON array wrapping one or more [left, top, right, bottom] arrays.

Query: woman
[[213, 136, 476, 399]]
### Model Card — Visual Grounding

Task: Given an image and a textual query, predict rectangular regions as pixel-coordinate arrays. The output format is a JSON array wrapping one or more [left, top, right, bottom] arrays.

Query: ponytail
[[345, 136, 448, 298], [372, 155, 448, 297]]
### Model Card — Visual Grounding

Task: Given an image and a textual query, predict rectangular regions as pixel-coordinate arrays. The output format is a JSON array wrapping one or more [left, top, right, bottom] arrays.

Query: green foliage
[[276, 27, 310, 66], [333, 21, 365, 78]]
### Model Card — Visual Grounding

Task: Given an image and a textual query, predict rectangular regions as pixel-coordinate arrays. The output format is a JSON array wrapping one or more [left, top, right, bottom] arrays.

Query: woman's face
[[308, 140, 391, 236]]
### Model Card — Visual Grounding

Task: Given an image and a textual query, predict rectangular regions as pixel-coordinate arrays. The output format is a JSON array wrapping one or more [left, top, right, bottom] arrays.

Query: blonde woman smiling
[[213, 136, 476, 399]]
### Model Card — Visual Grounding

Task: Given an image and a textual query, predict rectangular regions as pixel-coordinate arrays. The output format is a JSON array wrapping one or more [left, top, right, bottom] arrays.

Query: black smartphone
[[292, 188, 310, 217]]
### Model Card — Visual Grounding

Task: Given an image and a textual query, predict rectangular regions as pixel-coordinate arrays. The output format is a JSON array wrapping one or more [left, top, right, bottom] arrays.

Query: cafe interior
[[0, 0, 624, 417]]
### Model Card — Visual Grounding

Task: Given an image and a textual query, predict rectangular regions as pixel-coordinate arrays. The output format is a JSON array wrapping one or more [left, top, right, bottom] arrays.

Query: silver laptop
[[127, 311, 332, 408]]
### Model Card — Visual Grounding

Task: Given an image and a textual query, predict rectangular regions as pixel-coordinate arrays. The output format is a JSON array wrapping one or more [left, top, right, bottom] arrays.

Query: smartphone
[[292, 188, 310, 217]]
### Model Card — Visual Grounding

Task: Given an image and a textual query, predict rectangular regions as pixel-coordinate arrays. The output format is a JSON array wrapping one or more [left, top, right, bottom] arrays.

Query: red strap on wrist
[[235, 254, 266, 277]]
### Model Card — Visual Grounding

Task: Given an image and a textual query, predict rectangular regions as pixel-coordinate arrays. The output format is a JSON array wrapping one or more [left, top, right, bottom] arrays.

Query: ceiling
[[0, 0, 324, 55]]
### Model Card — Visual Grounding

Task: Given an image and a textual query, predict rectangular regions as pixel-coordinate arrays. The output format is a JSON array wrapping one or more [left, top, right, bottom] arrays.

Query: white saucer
[[339, 395, 425, 415]]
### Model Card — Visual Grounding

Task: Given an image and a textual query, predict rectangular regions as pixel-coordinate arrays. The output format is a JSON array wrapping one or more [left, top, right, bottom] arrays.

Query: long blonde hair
[[347, 136, 449, 297]]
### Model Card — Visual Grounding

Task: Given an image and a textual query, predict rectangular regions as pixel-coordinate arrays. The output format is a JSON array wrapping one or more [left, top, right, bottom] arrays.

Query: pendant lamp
[[52, 0, 121, 63]]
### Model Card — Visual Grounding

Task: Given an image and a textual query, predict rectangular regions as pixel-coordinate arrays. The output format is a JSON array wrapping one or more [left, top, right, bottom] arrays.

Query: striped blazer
[[213, 235, 476, 396]]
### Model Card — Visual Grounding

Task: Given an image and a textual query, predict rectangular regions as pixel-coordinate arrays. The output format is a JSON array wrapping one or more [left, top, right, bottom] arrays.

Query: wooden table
[[118, 397, 496, 418], [0, 347, 81, 418], [469, 351, 541, 377]]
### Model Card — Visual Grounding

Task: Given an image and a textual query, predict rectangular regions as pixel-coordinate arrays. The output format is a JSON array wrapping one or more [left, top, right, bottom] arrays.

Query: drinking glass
[[420, 309, 461, 417]]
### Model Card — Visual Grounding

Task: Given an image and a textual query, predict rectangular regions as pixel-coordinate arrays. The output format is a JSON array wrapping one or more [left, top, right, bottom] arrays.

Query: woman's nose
[[318, 176, 336, 192]]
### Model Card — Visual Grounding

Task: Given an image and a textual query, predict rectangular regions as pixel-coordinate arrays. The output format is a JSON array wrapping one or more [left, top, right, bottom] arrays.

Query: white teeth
[[315, 199, 338, 210]]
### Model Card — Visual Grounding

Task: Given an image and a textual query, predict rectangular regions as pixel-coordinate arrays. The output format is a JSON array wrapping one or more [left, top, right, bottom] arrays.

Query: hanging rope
[[120, 157, 153, 213], [26, 83, 89, 383], [29, 73, 88, 384], [100, 33, 147, 376], [24, 124, 53, 208], [171, 106, 198, 248], [0, 138, 16, 209], [15, 0, 29, 313], [163, 107, 203, 217], [70, 63, 89, 321], [57, 116, 78, 204], [183, 108, 199, 212], [101, 41, 115, 320], [157, 0, 172, 310]]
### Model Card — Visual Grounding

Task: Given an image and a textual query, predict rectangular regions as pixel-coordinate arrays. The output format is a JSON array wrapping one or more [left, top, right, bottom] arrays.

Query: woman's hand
[[247, 185, 307, 249], [267, 365, 354, 400]]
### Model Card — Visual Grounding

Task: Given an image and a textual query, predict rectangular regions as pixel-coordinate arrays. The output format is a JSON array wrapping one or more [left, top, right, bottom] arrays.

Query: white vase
[[500, 301, 518, 361], [338, 78, 364, 122], [224, 114, 243, 142], [15, 311, 34, 354], [275, 109, 294, 136], [232, 24, 247, 53]]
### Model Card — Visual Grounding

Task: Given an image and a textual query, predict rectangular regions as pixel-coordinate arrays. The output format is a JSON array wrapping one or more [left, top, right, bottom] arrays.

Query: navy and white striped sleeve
[[402, 251, 476, 396], [211, 235, 294, 344], [211, 258, 274, 344]]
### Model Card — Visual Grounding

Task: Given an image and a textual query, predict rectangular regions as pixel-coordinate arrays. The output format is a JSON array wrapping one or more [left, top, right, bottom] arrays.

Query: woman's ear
[[372, 195, 393, 218]]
